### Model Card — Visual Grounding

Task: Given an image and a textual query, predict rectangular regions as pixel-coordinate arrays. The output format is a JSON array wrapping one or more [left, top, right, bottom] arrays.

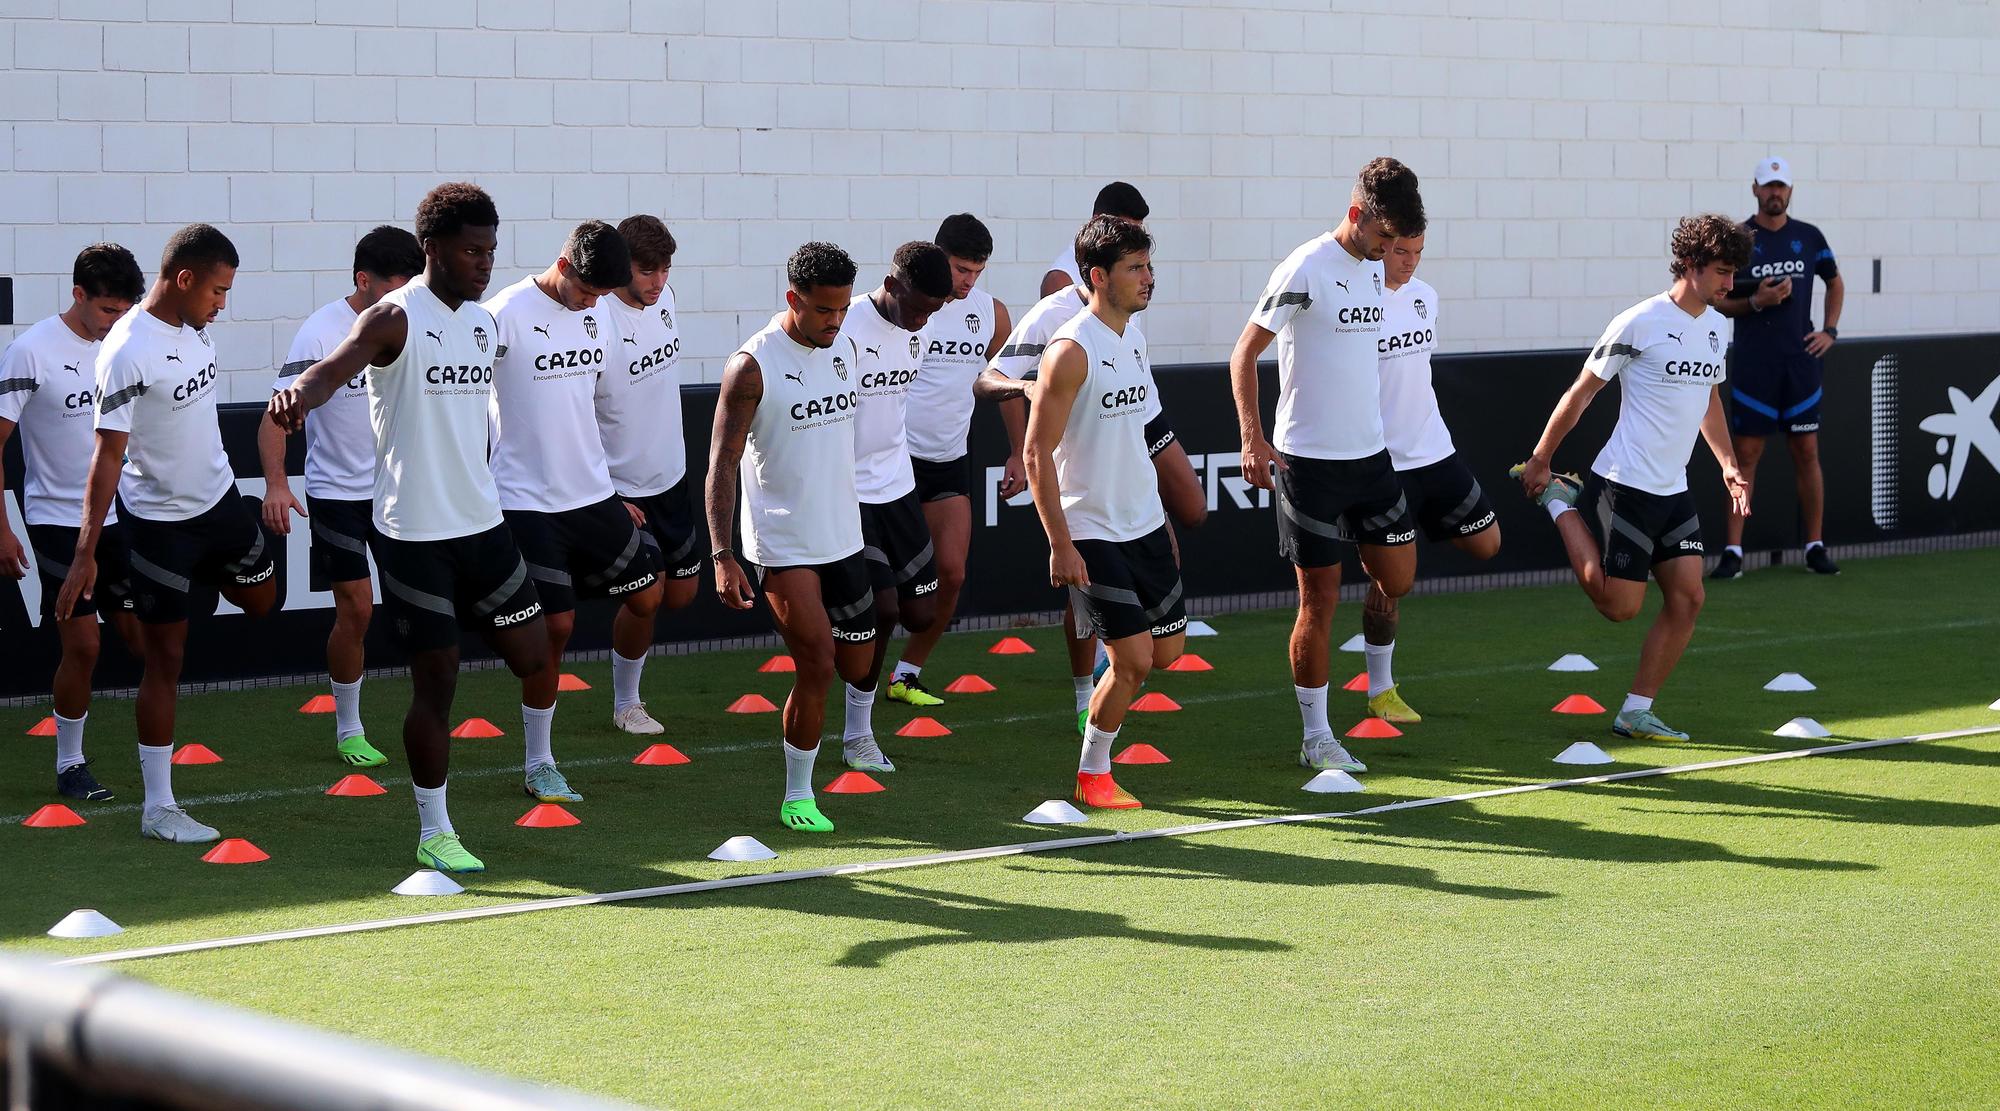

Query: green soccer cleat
[[1612, 708, 1690, 742], [336, 734, 389, 768], [523, 762, 582, 802], [1508, 462, 1582, 508], [779, 798, 834, 833], [1077, 708, 1089, 736], [885, 675, 944, 707], [416, 831, 485, 874], [1367, 685, 1422, 724]]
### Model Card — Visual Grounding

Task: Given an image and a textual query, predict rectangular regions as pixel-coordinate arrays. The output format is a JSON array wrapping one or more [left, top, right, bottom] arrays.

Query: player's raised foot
[[779, 798, 834, 832], [1300, 733, 1368, 774], [1367, 685, 1422, 724], [1074, 771, 1142, 809], [885, 674, 944, 708], [56, 761, 114, 802], [1709, 549, 1744, 580], [1612, 707, 1690, 742], [1508, 462, 1582, 508], [416, 831, 486, 874], [842, 735, 896, 773], [611, 703, 666, 736], [1805, 546, 1841, 575], [523, 763, 582, 802], [336, 734, 389, 768], [140, 804, 219, 844]]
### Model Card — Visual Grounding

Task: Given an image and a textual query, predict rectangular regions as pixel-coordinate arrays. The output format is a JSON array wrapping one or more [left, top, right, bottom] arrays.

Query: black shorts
[[28, 520, 135, 620], [306, 495, 373, 589], [859, 491, 940, 599], [1580, 473, 1704, 583], [370, 523, 544, 651], [627, 478, 703, 581], [1143, 412, 1176, 460], [120, 494, 276, 625], [1070, 525, 1188, 642], [911, 454, 974, 502], [503, 495, 660, 614], [1729, 351, 1821, 436], [1397, 454, 1498, 543], [1275, 450, 1414, 568], [757, 550, 878, 644]]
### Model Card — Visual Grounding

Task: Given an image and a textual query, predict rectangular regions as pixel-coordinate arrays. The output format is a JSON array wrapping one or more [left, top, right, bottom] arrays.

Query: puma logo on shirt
[[1100, 359, 1116, 372], [1666, 332, 1683, 344], [623, 336, 637, 345], [864, 346, 880, 358], [1334, 280, 1350, 293], [62, 364, 78, 375], [425, 329, 443, 343], [784, 370, 806, 386], [165, 353, 181, 363], [532, 325, 551, 338]]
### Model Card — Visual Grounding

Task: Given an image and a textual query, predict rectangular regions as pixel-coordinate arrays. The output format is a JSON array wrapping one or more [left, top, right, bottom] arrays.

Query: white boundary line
[[56, 723, 2000, 968]]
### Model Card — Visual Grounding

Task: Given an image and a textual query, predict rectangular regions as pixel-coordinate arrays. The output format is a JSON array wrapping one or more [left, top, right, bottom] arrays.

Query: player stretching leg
[[1513, 215, 1754, 743]]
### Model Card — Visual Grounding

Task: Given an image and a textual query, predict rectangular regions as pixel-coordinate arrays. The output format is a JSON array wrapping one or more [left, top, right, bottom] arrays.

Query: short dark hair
[[1092, 182, 1149, 222], [787, 241, 857, 293], [1352, 157, 1425, 237], [892, 241, 954, 300], [934, 214, 992, 263], [1074, 215, 1153, 293], [562, 220, 631, 291], [353, 225, 423, 281], [74, 242, 143, 302], [618, 214, 677, 269], [1668, 214, 1754, 278], [414, 182, 498, 243], [159, 223, 238, 279]]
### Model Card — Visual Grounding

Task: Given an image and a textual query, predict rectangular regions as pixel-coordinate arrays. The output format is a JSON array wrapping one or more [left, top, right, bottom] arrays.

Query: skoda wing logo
[[1414, 298, 1427, 320], [474, 326, 489, 353], [833, 355, 847, 381], [966, 313, 980, 335], [1918, 374, 2000, 501], [583, 315, 598, 340]]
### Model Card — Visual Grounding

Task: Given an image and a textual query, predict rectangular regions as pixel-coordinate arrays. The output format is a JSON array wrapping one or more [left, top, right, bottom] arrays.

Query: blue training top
[[1729, 217, 1837, 364]]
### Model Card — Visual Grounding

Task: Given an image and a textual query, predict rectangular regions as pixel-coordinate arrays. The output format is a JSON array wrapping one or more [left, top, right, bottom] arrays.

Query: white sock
[[782, 740, 817, 802], [1079, 723, 1118, 775], [414, 782, 454, 840], [1546, 499, 1572, 520], [612, 650, 646, 713], [1621, 693, 1654, 714], [55, 712, 86, 773], [893, 659, 920, 681], [1805, 540, 1824, 552], [1295, 684, 1331, 738], [522, 703, 555, 770], [1725, 544, 1743, 557], [843, 683, 875, 741], [331, 677, 363, 741], [139, 743, 175, 810], [1073, 675, 1095, 714], [1365, 641, 1395, 697]]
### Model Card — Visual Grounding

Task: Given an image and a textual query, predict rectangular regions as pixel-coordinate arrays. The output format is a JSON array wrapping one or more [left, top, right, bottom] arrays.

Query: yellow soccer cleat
[[1367, 685, 1422, 724]]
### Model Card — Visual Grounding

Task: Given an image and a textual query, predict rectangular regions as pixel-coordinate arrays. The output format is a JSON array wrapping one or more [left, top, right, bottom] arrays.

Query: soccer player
[[257, 225, 424, 769], [1229, 158, 1427, 776], [887, 215, 1016, 708], [58, 225, 278, 843], [1361, 232, 1502, 722], [705, 242, 873, 833], [270, 182, 548, 874], [1712, 156, 1845, 578], [485, 221, 665, 801], [1512, 214, 1754, 743], [594, 214, 702, 720], [835, 242, 954, 771], [0, 243, 145, 802], [1039, 182, 1149, 298], [1025, 215, 1186, 810]]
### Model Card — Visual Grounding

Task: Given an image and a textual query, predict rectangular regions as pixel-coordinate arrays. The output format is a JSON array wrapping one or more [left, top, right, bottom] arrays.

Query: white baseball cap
[[1754, 156, 1792, 186]]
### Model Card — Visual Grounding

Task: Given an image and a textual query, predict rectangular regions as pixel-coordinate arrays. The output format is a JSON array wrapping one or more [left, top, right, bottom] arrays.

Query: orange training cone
[[1553, 694, 1608, 714], [557, 673, 592, 691], [171, 743, 222, 765], [23, 804, 85, 828], [1346, 718, 1402, 739], [897, 716, 952, 737], [727, 693, 779, 714], [1112, 743, 1171, 765], [515, 803, 581, 828], [1165, 654, 1213, 672], [1342, 672, 1370, 692], [1129, 692, 1181, 712], [824, 771, 886, 794], [201, 838, 270, 864], [326, 774, 387, 797], [759, 654, 796, 673], [299, 694, 335, 714], [989, 636, 1035, 655], [450, 717, 505, 738], [944, 674, 997, 693], [27, 717, 57, 736], [633, 743, 690, 766]]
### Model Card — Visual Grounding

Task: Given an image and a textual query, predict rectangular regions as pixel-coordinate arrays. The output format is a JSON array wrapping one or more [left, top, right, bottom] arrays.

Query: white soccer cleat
[[842, 735, 896, 773], [1299, 734, 1367, 774], [140, 804, 220, 844], [611, 702, 666, 735]]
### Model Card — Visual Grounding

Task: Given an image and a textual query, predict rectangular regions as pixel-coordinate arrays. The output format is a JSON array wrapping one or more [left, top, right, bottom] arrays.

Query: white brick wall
[[5, 0, 2000, 403]]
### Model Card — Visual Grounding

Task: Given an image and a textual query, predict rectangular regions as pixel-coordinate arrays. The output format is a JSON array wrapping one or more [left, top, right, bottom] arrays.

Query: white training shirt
[[1250, 232, 1389, 461], [0, 315, 116, 527], [1048, 244, 1083, 289], [273, 297, 373, 501], [993, 286, 1159, 421], [595, 285, 685, 498], [736, 316, 864, 567], [906, 284, 996, 463], [1377, 278, 1455, 471], [483, 277, 617, 514], [1585, 292, 1732, 497], [366, 282, 504, 542], [841, 293, 921, 504], [94, 310, 233, 522], [1048, 310, 1163, 544]]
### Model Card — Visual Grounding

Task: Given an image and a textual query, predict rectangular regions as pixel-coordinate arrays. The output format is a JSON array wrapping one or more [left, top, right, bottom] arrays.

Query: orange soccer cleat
[[1074, 771, 1142, 810]]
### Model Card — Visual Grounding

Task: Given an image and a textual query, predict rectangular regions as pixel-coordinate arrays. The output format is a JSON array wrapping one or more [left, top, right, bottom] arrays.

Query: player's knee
[[336, 596, 374, 634], [1788, 439, 1820, 466], [1376, 570, 1414, 599], [936, 560, 966, 597], [661, 577, 700, 611], [1596, 597, 1642, 623], [900, 595, 940, 635], [792, 645, 835, 687], [622, 581, 664, 619], [1462, 527, 1502, 561], [1665, 584, 1705, 620], [234, 584, 277, 619], [873, 592, 901, 633]]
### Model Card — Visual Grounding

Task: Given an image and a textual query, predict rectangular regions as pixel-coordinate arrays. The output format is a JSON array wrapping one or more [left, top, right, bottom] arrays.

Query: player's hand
[[714, 554, 755, 610], [1049, 542, 1089, 589], [1517, 455, 1553, 497], [0, 530, 27, 579], [261, 485, 306, 535], [998, 454, 1027, 499], [1750, 276, 1791, 309], [55, 553, 97, 622], [1723, 465, 1753, 518], [624, 500, 647, 529], [1803, 330, 1834, 357], [1241, 436, 1285, 491], [267, 386, 309, 434]]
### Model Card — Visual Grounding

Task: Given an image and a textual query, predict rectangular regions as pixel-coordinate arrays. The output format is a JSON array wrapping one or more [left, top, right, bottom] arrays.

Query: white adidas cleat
[[611, 702, 666, 735], [1299, 733, 1367, 774], [842, 735, 896, 773], [140, 804, 220, 844]]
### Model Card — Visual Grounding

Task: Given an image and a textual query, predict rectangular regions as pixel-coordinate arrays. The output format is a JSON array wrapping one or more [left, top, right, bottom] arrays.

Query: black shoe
[[56, 761, 114, 802], [1709, 549, 1744, 580], [1805, 546, 1840, 575]]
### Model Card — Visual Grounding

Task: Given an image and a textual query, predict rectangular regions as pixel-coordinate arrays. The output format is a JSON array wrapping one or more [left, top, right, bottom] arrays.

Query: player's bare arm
[[1805, 272, 1844, 356], [0, 419, 26, 578], [1024, 338, 1088, 589], [705, 350, 761, 610], [1519, 367, 1610, 496], [1701, 385, 1752, 516], [1229, 320, 1284, 490], [54, 428, 129, 620], [267, 303, 408, 434]]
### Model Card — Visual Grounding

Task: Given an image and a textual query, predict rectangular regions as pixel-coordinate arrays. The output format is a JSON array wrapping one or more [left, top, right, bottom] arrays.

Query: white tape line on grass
[[59, 724, 2000, 967]]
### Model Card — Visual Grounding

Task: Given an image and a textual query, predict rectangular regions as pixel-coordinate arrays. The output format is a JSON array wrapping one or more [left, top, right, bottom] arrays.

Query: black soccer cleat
[[1805, 546, 1841, 575], [56, 761, 114, 802], [1708, 549, 1744, 580]]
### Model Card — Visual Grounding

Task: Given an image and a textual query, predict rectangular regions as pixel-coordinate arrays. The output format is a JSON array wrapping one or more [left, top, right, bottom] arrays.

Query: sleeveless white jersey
[[0, 314, 115, 526], [1377, 278, 1455, 471], [483, 276, 617, 514], [274, 297, 373, 500], [367, 283, 505, 542], [93, 310, 233, 522], [736, 317, 864, 567], [906, 285, 995, 463], [1049, 310, 1163, 544], [595, 286, 686, 497], [842, 294, 920, 503]]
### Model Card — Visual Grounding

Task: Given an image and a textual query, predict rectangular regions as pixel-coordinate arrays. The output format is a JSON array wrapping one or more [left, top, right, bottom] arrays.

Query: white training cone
[[1764, 672, 1817, 692], [1339, 634, 1366, 653], [1554, 742, 1615, 765], [48, 909, 123, 939], [1184, 620, 1218, 637], [1022, 800, 1088, 825], [708, 835, 777, 862], [1989, 698, 2000, 711], [1302, 770, 1365, 793], [392, 869, 465, 897], [1773, 717, 1832, 739], [1548, 654, 1599, 672]]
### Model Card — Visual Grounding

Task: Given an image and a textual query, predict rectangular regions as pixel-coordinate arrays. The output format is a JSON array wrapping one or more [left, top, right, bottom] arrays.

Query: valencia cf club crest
[[1709, 330, 1719, 353], [474, 326, 490, 353], [1791, 239, 1803, 254], [1373, 272, 1383, 295], [584, 315, 598, 340], [909, 335, 921, 359], [966, 313, 980, 335], [660, 308, 673, 329], [1414, 298, 1428, 320], [198, 329, 212, 347], [833, 355, 848, 381]]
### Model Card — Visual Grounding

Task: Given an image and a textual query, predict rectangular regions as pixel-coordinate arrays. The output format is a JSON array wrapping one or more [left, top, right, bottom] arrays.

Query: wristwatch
[[1823, 325, 1838, 339], [710, 547, 735, 563]]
